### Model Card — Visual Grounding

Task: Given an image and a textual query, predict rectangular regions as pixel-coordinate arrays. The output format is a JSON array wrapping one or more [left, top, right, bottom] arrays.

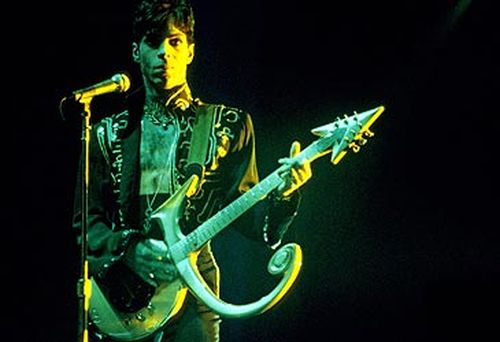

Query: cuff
[[263, 189, 301, 249]]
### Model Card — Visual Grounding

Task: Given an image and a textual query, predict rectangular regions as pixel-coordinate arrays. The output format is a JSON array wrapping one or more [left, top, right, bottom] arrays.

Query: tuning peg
[[357, 137, 368, 146], [349, 142, 361, 153], [363, 129, 375, 138]]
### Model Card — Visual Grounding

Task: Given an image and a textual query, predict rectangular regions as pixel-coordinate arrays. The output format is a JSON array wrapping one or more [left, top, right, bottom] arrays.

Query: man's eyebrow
[[166, 33, 184, 38]]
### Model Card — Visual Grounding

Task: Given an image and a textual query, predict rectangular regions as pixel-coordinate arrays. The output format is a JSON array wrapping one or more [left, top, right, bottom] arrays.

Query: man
[[72, 0, 311, 340]]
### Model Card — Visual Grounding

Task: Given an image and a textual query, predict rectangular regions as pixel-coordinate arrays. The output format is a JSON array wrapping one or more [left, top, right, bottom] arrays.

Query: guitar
[[89, 105, 386, 341]]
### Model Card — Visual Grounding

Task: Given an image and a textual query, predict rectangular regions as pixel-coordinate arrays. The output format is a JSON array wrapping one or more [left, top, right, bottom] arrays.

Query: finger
[[147, 239, 169, 254], [134, 240, 157, 262], [290, 167, 300, 184], [297, 162, 312, 179], [298, 167, 312, 183], [290, 165, 312, 188], [290, 141, 301, 158], [277, 163, 293, 180], [156, 264, 179, 282], [292, 167, 309, 185], [278, 157, 291, 165], [146, 272, 159, 287]]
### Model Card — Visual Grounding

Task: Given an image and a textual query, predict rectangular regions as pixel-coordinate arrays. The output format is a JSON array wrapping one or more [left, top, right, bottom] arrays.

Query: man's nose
[[157, 40, 171, 59]]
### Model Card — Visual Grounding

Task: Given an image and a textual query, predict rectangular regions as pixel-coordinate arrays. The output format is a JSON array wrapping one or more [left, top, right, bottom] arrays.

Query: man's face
[[134, 24, 194, 91]]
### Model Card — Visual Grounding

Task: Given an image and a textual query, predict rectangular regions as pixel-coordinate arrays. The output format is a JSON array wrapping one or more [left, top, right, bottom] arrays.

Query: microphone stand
[[76, 95, 93, 342]]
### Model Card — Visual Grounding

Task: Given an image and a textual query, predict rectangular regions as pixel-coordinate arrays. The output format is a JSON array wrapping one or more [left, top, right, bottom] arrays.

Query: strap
[[186, 104, 215, 178]]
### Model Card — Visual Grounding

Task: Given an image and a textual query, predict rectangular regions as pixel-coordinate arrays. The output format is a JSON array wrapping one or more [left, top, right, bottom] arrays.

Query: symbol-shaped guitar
[[90, 105, 385, 341]]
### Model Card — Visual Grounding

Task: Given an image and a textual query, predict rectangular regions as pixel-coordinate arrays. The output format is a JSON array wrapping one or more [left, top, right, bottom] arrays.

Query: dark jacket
[[72, 86, 300, 295]]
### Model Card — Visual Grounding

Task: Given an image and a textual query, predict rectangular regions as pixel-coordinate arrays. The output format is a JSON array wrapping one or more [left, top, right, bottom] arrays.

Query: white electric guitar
[[89, 105, 385, 341]]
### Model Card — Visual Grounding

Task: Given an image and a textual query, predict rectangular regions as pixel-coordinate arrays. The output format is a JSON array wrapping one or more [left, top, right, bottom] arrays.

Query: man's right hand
[[123, 238, 178, 287]]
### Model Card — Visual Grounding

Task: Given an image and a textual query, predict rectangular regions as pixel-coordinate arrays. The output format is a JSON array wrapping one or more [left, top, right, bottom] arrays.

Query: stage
[[8, 1, 498, 341]]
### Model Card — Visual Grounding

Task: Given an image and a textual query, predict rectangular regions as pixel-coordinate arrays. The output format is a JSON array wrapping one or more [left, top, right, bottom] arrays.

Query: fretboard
[[173, 133, 336, 256]]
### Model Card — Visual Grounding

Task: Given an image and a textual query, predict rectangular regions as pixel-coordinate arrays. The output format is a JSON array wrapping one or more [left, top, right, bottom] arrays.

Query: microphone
[[72, 73, 131, 101]]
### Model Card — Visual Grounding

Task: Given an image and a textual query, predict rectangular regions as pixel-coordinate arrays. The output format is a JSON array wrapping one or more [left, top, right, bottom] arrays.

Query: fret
[[197, 227, 210, 244]]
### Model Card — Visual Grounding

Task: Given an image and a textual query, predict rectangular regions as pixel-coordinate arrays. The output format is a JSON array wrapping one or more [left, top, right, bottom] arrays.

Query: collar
[[125, 83, 199, 133], [164, 83, 193, 110], [142, 83, 194, 111]]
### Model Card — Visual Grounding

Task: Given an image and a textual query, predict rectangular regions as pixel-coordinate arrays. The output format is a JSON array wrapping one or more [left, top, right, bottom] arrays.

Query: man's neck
[[145, 83, 191, 106]]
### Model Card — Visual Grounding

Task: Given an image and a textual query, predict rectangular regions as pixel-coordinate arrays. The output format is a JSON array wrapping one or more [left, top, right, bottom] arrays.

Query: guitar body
[[90, 278, 187, 341], [89, 176, 195, 341]]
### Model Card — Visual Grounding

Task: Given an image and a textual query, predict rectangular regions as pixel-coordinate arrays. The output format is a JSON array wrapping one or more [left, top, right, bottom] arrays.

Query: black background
[[8, 1, 499, 341]]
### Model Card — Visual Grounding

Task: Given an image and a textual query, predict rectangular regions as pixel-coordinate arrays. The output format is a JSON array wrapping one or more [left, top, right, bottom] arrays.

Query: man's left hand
[[277, 141, 312, 198]]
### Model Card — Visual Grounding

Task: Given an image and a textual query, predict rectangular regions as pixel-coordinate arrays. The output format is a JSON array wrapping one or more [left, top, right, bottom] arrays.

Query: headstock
[[310, 105, 385, 164]]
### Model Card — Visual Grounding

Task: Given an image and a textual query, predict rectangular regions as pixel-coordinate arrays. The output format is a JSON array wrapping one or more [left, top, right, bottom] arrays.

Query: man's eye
[[169, 38, 182, 47], [145, 34, 163, 47]]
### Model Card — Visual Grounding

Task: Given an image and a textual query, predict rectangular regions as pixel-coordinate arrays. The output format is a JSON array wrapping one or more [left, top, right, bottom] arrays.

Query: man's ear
[[132, 42, 140, 63], [187, 43, 195, 65]]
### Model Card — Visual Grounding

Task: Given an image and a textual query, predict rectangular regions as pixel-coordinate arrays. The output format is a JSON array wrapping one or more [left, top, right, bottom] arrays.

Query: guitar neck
[[170, 105, 384, 257], [177, 170, 281, 254], [177, 135, 335, 255]]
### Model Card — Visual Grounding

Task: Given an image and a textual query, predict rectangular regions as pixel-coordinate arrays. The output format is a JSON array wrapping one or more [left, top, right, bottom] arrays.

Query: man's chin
[[150, 76, 166, 87], [150, 75, 183, 90]]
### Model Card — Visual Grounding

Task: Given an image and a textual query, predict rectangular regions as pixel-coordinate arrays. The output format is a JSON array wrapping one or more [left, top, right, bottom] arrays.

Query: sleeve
[[72, 120, 141, 280], [217, 109, 301, 249]]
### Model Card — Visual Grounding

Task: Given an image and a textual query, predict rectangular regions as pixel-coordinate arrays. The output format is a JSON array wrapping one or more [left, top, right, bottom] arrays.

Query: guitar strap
[[185, 103, 215, 189]]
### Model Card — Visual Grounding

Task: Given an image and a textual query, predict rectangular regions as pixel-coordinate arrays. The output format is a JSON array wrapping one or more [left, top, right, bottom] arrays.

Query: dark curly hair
[[132, 0, 195, 44]]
